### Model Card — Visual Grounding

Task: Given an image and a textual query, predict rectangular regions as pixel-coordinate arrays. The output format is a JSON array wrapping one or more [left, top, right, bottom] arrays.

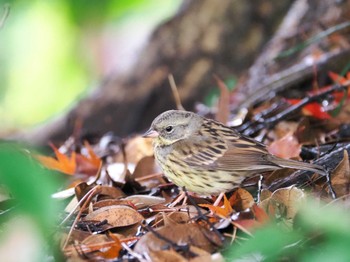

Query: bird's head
[[143, 110, 203, 145]]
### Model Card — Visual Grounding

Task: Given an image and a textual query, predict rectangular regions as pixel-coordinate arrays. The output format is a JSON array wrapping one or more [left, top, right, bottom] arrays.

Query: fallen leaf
[[214, 75, 230, 124], [93, 199, 137, 210], [330, 150, 350, 197], [230, 219, 256, 235], [115, 136, 153, 164], [75, 141, 102, 175], [229, 188, 255, 211], [287, 99, 331, 119], [84, 205, 144, 229], [149, 249, 187, 262], [200, 194, 233, 217], [123, 195, 165, 209], [260, 189, 272, 202], [134, 223, 218, 254], [35, 143, 76, 175], [267, 132, 301, 159], [81, 232, 122, 259], [252, 204, 269, 224], [132, 156, 158, 179], [259, 186, 305, 221]]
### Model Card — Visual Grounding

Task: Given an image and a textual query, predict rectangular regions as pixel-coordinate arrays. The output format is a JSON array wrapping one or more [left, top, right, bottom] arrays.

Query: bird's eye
[[165, 126, 173, 133]]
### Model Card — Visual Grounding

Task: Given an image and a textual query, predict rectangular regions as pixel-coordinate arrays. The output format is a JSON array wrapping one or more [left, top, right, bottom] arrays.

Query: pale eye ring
[[165, 125, 173, 133]]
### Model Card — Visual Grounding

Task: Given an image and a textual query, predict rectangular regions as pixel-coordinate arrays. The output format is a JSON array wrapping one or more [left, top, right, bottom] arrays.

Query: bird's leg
[[168, 191, 187, 207], [168, 187, 189, 207], [213, 192, 225, 206], [257, 174, 264, 203]]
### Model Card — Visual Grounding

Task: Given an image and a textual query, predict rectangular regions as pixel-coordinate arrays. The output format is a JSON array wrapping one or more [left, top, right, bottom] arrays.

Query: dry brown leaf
[[271, 121, 299, 140], [148, 204, 207, 220], [64, 233, 123, 259], [264, 168, 295, 186], [123, 195, 166, 209], [131, 156, 164, 189], [96, 186, 126, 199], [81, 233, 122, 259], [260, 189, 272, 202], [259, 186, 305, 221], [149, 249, 187, 262], [116, 136, 153, 163], [115, 223, 141, 238], [74, 182, 96, 204], [84, 205, 144, 228], [149, 246, 216, 262], [69, 229, 92, 243], [134, 223, 217, 254], [229, 188, 255, 211], [267, 132, 301, 159], [74, 183, 125, 206], [132, 156, 158, 178], [189, 246, 221, 262], [160, 212, 191, 227], [93, 199, 136, 210], [330, 150, 350, 197], [294, 118, 314, 144], [214, 75, 230, 124], [166, 212, 191, 224]]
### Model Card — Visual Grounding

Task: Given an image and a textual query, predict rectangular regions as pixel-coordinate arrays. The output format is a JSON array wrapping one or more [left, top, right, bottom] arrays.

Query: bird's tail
[[266, 155, 327, 176]]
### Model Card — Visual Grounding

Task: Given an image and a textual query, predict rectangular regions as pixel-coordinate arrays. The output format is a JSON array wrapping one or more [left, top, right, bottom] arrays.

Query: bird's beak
[[142, 128, 159, 138]]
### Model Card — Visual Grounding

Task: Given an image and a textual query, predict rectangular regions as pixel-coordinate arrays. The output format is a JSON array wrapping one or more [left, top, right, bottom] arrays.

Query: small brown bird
[[143, 110, 331, 196]]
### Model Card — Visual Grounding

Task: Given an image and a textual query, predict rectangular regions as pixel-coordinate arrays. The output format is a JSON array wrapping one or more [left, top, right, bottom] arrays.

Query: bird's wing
[[179, 132, 280, 172], [215, 134, 279, 171]]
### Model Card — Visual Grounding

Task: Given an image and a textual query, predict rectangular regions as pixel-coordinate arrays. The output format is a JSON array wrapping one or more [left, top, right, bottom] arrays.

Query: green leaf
[[223, 224, 301, 261], [0, 143, 62, 234]]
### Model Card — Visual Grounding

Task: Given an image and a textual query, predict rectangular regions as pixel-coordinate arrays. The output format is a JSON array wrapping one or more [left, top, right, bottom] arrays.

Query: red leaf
[[252, 204, 270, 224]]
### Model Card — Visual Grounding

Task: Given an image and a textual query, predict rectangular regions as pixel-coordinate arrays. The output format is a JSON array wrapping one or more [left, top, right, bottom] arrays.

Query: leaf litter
[[2, 70, 350, 261]]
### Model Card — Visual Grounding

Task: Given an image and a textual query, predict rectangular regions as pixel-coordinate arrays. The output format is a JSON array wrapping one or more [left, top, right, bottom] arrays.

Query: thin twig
[[184, 188, 225, 243], [240, 81, 350, 136], [168, 74, 185, 110], [276, 21, 350, 59], [61, 185, 102, 249]]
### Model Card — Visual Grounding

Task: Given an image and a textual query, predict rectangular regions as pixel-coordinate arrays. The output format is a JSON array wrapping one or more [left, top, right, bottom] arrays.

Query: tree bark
[[15, 0, 294, 145]]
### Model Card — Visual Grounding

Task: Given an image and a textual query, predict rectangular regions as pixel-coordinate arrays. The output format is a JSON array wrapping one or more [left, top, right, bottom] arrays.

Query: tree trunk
[[16, 0, 294, 145]]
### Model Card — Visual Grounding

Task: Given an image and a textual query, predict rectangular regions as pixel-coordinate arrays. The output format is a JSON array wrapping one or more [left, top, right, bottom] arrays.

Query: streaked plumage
[[143, 110, 328, 195]]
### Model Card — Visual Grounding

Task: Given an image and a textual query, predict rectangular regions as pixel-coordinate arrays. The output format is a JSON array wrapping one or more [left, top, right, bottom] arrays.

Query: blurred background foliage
[[0, 0, 181, 135]]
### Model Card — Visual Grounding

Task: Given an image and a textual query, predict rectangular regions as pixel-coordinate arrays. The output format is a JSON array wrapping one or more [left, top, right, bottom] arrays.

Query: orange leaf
[[328, 71, 348, 84], [96, 233, 122, 259], [82, 141, 102, 168], [35, 143, 76, 175], [200, 194, 233, 217], [75, 141, 102, 175]]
